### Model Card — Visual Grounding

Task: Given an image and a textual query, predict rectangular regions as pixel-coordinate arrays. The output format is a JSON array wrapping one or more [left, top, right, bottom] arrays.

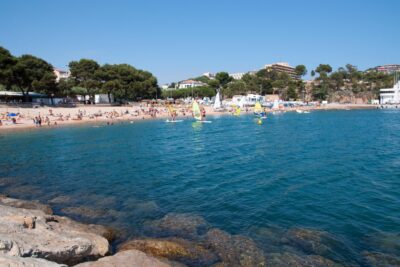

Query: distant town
[[0, 45, 399, 106]]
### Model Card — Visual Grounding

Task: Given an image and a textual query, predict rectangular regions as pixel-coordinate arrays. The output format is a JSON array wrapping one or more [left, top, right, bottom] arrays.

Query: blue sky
[[1, 0, 399, 84]]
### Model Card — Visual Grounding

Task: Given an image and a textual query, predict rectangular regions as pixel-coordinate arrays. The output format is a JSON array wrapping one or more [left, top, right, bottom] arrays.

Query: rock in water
[[204, 229, 266, 266], [266, 252, 343, 267], [146, 213, 210, 240], [283, 228, 353, 263], [362, 251, 400, 267], [0, 254, 67, 267], [118, 238, 218, 266], [0, 196, 53, 214], [0, 202, 110, 265], [73, 249, 176, 267]]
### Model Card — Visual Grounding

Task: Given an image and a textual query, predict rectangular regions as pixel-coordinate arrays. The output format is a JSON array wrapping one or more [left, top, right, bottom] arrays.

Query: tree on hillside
[[295, 65, 307, 77], [215, 72, 233, 88], [315, 64, 332, 77]]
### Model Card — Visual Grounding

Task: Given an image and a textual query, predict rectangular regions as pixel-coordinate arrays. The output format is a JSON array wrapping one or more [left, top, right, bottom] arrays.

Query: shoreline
[[0, 103, 378, 132]]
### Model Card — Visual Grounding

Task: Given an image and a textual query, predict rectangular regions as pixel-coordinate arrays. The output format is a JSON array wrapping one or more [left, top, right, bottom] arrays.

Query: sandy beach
[[0, 103, 377, 131]]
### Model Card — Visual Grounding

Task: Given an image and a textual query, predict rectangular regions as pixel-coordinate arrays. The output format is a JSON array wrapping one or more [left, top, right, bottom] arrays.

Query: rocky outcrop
[[0, 195, 53, 215], [146, 213, 210, 240], [0, 253, 67, 267], [119, 238, 218, 266], [204, 229, 266, 266], [0, 200, 110, 265], [74, 250, 176, 267]]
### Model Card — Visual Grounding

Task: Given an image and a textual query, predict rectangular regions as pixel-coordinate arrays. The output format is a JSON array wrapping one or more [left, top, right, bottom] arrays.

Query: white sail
[[272, 100, 280, 109], [213, 91, 222, 110]]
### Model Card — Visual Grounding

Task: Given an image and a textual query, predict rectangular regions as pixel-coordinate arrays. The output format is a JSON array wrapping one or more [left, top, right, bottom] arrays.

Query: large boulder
[[119, 238, 218, 266], [0, 202, 110, 265], [0, 196, 53, 215], [204, 229, 266, 266], [0, 253, 66, 267], [146, 213, 210, 240], [74, 249, 177, 267]]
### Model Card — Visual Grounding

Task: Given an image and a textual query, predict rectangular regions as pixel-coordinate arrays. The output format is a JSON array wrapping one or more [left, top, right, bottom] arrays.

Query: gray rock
[[74, 249, 176, 267], [0, 202, 110, 265], [204, 229, 266, 266], [0, 254, 66, 267]]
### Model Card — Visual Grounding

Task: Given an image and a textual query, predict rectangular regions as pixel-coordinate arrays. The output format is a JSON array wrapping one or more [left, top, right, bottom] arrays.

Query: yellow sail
[[192, 101, 201, 121], [167, 105, 175, 116], [254, 102, 262, 113], [234, 107, 241, 116]]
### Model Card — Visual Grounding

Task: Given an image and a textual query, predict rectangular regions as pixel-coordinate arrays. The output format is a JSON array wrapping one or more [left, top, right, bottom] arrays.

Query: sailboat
[[271, 100, 282, 114], [213, 91, 223, 111], [234, 106, 241, 116], [253, 101, 266, 117], [192, 100, 202, 121], [165, 105, 183, 123]]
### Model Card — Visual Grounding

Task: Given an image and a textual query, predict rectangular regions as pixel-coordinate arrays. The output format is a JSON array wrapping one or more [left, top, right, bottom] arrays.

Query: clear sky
[[1, 0, 399, 84]]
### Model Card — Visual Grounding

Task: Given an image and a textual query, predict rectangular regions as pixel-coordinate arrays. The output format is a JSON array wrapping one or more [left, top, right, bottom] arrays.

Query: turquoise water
[[0, 110, 399, 265]]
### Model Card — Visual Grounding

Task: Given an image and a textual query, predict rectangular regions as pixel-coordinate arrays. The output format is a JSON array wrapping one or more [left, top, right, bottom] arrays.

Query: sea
[[0, 109, 399, 266]]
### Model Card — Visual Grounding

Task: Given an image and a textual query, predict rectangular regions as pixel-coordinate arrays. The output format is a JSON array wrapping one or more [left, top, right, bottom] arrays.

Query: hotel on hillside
[[264, 62, 300, 80]]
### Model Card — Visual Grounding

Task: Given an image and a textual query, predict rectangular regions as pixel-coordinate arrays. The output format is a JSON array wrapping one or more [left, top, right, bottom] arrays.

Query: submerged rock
[[0, 200, 110, 265], [123, 199, 161, 218], [265, 252, 343, 267], [365, 232, 400, 255], [0, 177, 17, 187], [61, 206, 109, 219], [146, 213, 210, 240], [204, 228, 266, 266], [283, 228, 352, 262], [362, 251, 400, 267], [74, 249, 176, 267], [0, 253, 67, 267], [119, 238, 218, 266], [4, 184, 42, 197], [48, 195, 72, 205], [0, 196, 53, 215]]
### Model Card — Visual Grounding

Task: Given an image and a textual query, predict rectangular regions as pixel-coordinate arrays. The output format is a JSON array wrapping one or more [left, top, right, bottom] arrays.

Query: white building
[[203, 72, 215, 79], [229, 72, 246, 80], [380, 79, 400, 104], [53, 68, 70, 82], [178, 79, 207, 89]]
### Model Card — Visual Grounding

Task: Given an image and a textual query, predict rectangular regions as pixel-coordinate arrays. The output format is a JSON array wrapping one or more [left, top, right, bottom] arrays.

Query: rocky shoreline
[[0, 194, 399, 266]]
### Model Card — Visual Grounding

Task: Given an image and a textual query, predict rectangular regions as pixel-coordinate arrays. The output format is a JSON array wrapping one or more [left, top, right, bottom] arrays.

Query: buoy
[[257, 118, 262, 125]]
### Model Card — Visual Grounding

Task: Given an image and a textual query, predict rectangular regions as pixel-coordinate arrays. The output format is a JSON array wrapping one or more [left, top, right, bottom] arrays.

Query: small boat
[[296, 109, 304, 113]]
